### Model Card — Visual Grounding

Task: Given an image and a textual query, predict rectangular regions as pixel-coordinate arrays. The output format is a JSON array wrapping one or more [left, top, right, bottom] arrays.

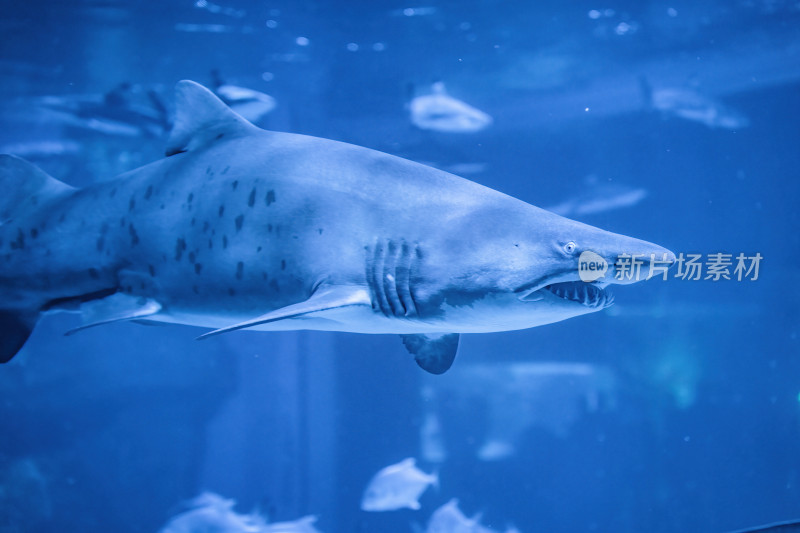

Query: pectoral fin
[[196, 285, 371, 340], [65, 293, 162, 336], [401, 333, 460, 374]]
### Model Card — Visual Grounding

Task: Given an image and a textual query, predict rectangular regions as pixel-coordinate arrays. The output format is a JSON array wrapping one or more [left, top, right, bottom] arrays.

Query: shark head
[[414, 202, 675, 332]]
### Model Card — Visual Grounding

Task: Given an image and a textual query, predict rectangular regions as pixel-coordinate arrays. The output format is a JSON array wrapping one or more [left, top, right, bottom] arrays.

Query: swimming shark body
[[639, 77, 750, 130], [35, 82, 170, 138], [0, 80, 674, 373]]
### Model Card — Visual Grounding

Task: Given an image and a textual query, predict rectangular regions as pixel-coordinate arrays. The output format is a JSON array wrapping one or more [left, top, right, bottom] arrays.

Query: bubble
[[403, 7, 414, 16], [372, 42, 386, 52], [266, 19, 277, 28], [296, 36, 309, 46], [667, 7, 678, 17], [195, 0, 207, 7], [588, 9, 601, 19], [261, 72, 274, 82], [346, 42, 359, 51]]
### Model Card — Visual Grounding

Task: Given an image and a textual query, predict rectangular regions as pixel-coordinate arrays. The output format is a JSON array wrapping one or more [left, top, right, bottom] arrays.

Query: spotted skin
[[0, 81, 674, 370]]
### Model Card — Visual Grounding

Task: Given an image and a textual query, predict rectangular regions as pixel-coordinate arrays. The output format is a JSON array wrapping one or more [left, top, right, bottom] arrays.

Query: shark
[[0, 80, 674, 373], [639, 77, 750, 130], [35, 82, 170, 138]]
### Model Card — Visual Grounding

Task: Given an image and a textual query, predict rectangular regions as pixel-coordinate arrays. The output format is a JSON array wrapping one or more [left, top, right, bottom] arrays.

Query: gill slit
[[367, 238, 419, 318]]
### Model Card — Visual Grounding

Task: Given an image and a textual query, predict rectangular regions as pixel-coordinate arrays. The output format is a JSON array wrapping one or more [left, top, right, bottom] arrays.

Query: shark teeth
[[544, 281, 613, 309]]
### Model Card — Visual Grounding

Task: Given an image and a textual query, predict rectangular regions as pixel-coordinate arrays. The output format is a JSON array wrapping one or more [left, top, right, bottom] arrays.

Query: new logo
[[578, 251, 608, 282]]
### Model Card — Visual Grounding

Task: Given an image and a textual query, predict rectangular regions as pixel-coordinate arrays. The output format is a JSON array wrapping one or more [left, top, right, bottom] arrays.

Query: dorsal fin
[[165, 80, 257, 157], [0, 155, 74, 222]]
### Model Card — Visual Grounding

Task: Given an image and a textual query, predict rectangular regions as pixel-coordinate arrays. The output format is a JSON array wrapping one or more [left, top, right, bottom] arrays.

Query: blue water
[[1, 1, 799, 532]]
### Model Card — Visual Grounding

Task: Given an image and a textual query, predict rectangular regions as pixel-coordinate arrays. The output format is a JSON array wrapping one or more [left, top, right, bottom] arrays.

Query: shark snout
[[516, 238, 675, 301], [602, 241, 676, 285]]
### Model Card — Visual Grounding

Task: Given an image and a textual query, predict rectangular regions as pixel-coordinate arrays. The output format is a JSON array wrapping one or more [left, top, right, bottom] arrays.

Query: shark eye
[[564, 241, 577, 254]]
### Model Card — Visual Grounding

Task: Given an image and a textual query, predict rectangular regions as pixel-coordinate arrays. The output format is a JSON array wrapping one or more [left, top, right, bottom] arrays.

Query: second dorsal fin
[[165, 80, 257, 157]]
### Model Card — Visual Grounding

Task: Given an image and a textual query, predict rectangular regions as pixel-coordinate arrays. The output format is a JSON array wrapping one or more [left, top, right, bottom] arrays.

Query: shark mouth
[[544, 281, 614, 309]]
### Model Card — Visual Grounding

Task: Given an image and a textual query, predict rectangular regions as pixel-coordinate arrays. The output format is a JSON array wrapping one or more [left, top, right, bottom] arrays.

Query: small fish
[[426, 499, 519, 533], [639, 77, 749, 130], [426, 499, 479, 533], [158, 492, 267, 533], [211, 70, 277, 124], [544, 175, 647, 218], [159, 493, 322, 533], [361, 457, 438, 511], [409, 82, 492, 133], [265, 516, 322, 533]]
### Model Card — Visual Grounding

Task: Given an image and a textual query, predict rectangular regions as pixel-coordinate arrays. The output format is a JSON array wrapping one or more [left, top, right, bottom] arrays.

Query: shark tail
[[0, 154, 75, 363]]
